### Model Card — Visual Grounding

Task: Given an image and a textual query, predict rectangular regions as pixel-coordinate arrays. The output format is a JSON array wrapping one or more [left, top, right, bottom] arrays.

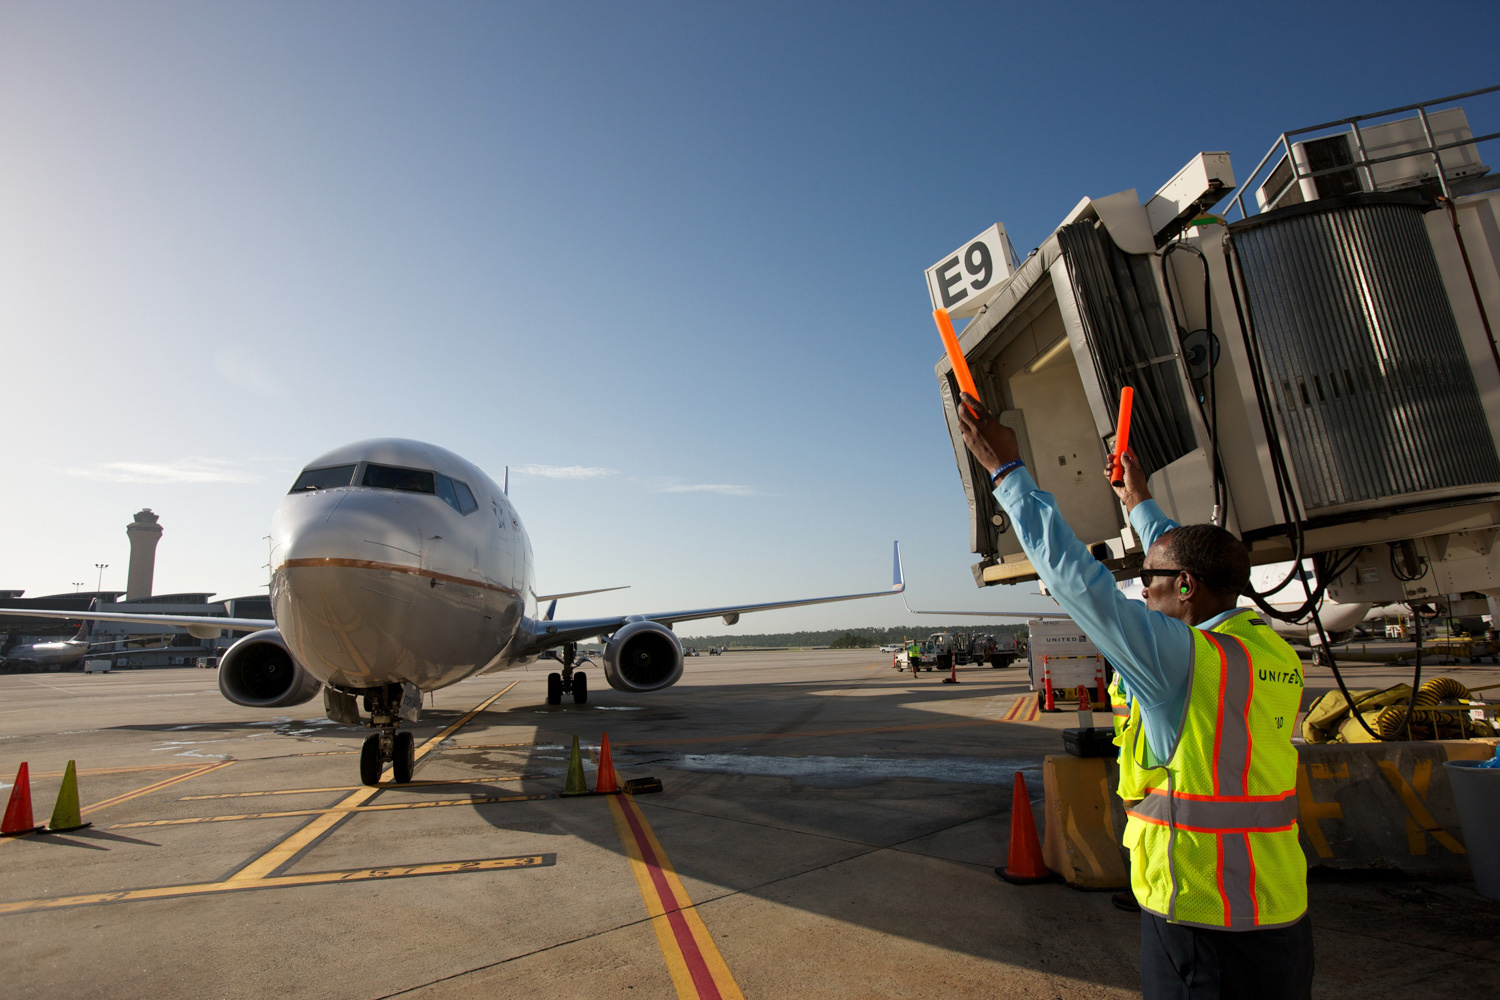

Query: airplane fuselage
[[270, 439, 537, 692], [3, 639, 88, 667]]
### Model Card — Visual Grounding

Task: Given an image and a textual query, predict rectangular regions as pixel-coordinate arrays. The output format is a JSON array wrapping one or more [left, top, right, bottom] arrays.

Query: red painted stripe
[[1209, 634, 1227, 797], [1215, 834, 1229, 926], [619, 797, 721, 1000]]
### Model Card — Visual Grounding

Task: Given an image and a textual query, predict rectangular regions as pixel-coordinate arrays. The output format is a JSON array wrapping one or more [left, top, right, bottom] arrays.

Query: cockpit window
[[289, 464, 357, 493], [435, 473, 479, 514], [452, 479, 478, 514], [362, 464, 436, 494]]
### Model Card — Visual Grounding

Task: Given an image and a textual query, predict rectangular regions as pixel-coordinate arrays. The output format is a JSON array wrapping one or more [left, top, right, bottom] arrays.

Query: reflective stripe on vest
[[1126, 787, 1298, 832]]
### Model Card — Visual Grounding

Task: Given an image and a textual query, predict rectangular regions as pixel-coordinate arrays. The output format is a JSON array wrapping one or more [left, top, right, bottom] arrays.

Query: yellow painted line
[[0, 854, 553, 915], [227, 679, 519, 883], [113, 793, 548, 828], [32, 763, 203, 778], [178, 775, 544, 799], [81, 761, 234, 816], [445, 741, 544, 750], [608, 794, 744, 1000]]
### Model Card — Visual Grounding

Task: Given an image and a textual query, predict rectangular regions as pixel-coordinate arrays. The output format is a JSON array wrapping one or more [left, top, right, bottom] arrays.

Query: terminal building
[[0, 509, 272, 671]]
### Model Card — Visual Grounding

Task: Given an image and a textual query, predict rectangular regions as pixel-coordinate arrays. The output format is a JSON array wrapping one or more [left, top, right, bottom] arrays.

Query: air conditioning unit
[[1255, 134, 1362, 213]]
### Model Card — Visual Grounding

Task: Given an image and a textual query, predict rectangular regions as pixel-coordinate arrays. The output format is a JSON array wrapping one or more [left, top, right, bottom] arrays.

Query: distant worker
[[907, 640, 922, 672], [957, 393, 1311, 1000]]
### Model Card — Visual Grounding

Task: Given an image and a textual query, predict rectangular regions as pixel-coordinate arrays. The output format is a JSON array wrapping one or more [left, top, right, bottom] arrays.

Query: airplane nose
[[273, 490, 425, 569]]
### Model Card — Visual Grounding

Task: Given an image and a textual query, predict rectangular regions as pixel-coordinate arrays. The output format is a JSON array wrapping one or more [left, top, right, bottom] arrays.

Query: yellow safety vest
[[1120, 609, 1306, 930], [1110, 675, 1151, 803]]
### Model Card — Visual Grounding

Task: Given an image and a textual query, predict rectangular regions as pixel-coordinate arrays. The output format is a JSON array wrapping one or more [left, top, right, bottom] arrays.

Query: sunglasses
[[1138, 568, 1189, 587]]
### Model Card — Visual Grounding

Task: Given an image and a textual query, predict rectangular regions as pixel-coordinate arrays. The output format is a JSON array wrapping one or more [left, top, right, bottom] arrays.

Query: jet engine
[[217, 629, 322, 707], [602, 620, 684, 693]]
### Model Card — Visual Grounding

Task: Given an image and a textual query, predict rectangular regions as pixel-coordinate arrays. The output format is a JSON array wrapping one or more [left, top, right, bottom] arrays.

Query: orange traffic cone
[[593, 732, 621, 795], [2, 762, 44, 836], [995, 771, 1054, 884]]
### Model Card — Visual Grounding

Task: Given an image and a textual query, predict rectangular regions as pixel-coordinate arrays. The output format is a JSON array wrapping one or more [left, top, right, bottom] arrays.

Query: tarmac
[[1, 648, 1498, 999]]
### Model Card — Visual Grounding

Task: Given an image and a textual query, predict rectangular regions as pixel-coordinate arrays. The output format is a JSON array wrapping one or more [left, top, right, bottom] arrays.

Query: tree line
[[680, 623, 1029, 650]]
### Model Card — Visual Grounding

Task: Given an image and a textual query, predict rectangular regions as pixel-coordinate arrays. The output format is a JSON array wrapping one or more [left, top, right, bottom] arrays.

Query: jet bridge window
[[435, 473, 479, 514], [362, 464, 436, 495], [288, 464, 357, 493]]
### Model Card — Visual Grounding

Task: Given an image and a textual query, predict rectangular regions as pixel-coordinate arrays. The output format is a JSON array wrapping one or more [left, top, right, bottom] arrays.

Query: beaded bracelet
[[992, 460, 1024, 483]]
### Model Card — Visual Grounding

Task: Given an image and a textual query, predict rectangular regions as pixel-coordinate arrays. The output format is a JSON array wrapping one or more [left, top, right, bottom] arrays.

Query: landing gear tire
[[573, 670, 588, 704], [392, 731, 415, 784], [360, 734, 383, 786], [547, 672, 563, 705]]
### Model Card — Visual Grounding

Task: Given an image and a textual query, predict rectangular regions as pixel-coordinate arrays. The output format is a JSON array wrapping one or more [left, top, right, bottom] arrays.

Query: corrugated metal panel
[[1233, 199, 1500, 511]]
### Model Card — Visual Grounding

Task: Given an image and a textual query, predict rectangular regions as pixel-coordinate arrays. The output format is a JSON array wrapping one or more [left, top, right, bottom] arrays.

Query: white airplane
[[1113, 560, 1372, 644], [0, 606, 169, 668], [2, 620, 92, 669], [2, 439, 905, 786]]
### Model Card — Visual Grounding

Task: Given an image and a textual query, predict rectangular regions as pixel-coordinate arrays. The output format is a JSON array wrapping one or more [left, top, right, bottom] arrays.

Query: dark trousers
[[1141, 911, 1314, 1000]]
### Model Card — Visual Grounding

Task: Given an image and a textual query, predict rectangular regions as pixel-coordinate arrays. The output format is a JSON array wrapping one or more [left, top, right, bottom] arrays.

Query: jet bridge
[[936, 86, 1500, 612]]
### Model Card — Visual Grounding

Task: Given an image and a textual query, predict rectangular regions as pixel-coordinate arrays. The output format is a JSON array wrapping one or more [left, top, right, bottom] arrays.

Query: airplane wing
[[896, 545, 1069, 618], [0, 608, 274, 632], [520, 541, 906, 655], [534, 586, 629, 601]]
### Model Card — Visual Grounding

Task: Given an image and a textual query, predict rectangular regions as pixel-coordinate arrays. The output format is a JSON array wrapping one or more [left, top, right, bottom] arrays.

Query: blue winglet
[[543, 599, 557, 621], [892, 541, 905, 592]]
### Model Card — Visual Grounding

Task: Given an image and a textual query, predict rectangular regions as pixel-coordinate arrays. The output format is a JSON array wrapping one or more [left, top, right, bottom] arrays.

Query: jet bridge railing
[[1224, 84, 1500, 220]]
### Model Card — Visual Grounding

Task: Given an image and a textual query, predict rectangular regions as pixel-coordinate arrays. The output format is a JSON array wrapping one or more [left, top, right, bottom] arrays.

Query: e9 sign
[[924, 223, 1017, 319]]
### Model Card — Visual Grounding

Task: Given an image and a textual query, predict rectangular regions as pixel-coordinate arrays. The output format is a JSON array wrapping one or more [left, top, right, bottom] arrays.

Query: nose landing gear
[[546, 643, 590, 706], [357, 683, 418, 786]]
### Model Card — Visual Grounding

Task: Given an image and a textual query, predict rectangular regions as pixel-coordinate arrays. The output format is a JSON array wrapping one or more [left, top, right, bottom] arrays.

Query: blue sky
[[3, 1, 1497, 633]]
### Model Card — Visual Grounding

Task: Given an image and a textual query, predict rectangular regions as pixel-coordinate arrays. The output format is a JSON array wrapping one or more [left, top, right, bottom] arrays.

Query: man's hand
[[957, 392, 1021, 477], [1108, 448, 1152, 513]]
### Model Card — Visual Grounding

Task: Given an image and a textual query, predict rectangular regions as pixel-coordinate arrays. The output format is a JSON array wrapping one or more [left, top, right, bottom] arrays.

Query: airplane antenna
[[504, 467, 509, 496]]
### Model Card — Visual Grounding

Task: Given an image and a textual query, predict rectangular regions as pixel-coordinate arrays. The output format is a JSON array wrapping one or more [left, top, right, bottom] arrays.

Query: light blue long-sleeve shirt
[[995, 467, 1242, 764]]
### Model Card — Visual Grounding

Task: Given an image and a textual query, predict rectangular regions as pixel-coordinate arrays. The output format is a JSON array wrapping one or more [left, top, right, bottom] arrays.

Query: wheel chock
[[2, 762, 45, 836], [623, 777, 663, 795], [561, 736, 589, 796], [45, 760, 91, 833], [593, 732, 621, 794]]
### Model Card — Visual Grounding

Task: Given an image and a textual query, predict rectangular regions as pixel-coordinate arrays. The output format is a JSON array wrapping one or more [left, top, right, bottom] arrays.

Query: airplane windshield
[[362, 464, 436, 494], [435, 473, 479, 514], [288, 465, 357, 493]]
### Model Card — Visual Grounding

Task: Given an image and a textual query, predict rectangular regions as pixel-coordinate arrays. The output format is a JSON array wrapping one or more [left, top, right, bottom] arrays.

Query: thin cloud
[[655, 482, 757, 496], [65, 458, 262, 485], [514, 464, 617, 480]]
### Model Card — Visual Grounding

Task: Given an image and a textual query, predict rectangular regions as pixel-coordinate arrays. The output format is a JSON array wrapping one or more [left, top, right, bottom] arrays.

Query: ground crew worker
[[957, 392, 1312, 1000], [907, 640, 922, 672]]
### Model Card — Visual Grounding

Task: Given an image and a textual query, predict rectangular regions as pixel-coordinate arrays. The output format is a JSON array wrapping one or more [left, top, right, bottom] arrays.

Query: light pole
[[73, 582, 85, 593], [94, 563, 108, 595]]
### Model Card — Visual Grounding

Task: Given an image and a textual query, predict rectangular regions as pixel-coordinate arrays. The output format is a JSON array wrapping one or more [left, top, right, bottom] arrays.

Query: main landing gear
[[357, 683, 416, 787], [547, 643, 589, 706]]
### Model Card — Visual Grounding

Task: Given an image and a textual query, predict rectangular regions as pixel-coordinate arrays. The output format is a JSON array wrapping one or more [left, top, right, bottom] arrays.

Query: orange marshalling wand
[[1109, 386, 1134, 487], [932, 308, 979, 415]]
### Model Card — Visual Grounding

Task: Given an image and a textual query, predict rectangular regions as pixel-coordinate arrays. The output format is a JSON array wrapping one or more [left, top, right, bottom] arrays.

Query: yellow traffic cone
[[561, 736, 589, 796], [46, 760, 91, 833]]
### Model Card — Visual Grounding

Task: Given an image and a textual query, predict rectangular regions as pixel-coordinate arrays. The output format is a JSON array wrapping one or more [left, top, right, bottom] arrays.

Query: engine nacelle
[[217, 629, 322, 708], [602, 620, 684, 693]]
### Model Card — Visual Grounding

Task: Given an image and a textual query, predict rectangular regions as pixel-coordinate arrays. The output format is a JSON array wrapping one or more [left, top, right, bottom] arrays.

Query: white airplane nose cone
[[274, 491, 424, 569]]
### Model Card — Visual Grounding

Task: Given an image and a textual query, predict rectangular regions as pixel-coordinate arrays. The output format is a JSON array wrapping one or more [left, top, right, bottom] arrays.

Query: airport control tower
[[125, 509, 162, 600]]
